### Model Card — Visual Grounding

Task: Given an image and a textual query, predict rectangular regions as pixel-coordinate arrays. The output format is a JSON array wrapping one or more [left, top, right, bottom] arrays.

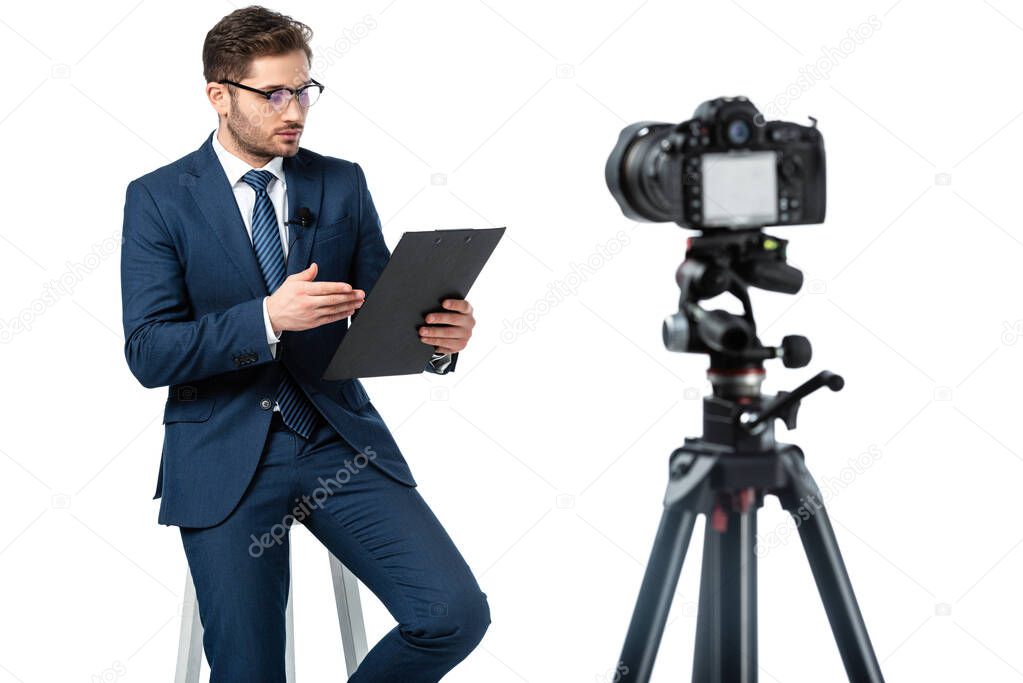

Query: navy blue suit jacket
[[120, 131, 456, 528]]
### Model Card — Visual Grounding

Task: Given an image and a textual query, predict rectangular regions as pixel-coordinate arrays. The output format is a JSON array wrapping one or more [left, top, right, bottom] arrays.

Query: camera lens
[[605, 121, 680, 223], [726, 119, 750, 145]]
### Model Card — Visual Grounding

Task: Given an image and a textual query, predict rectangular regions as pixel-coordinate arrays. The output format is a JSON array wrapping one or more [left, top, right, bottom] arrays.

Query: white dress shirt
[[210, 128, 452, 383], [212, 129, 287, 358]]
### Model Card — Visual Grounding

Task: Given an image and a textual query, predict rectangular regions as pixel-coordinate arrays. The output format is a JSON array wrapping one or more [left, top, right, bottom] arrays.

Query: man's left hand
[[419, 299, 474, 354]]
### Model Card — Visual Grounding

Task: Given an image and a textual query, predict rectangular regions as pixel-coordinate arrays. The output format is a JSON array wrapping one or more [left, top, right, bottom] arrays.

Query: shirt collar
[[211, 127, 286, 188]]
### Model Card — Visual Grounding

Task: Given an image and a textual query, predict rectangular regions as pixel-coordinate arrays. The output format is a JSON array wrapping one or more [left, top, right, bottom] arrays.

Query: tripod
[[615, 231, 884, 682]]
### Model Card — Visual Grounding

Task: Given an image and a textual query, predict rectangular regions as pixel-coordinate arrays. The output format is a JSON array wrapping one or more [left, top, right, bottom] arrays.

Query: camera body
[[606, 96, 826, 230]]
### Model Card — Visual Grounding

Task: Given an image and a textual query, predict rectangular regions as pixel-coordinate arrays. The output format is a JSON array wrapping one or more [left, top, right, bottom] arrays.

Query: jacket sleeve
[[349, 162, 458, 374], [120, 179, 273, 389]]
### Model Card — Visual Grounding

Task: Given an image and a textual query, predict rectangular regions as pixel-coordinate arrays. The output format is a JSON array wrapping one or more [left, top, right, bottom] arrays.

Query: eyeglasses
[[218, 78, 325, 112]]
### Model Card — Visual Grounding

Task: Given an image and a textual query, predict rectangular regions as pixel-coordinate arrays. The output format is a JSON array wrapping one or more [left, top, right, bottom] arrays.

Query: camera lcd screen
[[700, 151, 778, 227]]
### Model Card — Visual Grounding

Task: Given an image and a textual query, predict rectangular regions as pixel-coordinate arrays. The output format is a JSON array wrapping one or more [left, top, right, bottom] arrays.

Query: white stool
[[174, 551, 369, 681]]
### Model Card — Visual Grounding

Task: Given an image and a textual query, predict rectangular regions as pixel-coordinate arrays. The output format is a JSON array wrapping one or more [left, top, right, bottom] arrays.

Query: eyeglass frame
[[217, 77, 325, 111]]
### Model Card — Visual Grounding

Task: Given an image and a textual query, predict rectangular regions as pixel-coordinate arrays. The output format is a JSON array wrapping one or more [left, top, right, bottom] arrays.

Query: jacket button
[[260, 398, 272, 410]]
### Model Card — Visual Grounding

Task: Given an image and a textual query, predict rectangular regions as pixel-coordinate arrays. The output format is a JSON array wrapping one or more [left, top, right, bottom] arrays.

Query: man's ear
[[206, 82, 230, 118]]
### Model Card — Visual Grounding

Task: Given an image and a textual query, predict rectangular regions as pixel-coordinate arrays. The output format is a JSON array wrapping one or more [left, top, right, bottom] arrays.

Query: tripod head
[[663, 229, 813, 399], [661, 228, 845, 444]]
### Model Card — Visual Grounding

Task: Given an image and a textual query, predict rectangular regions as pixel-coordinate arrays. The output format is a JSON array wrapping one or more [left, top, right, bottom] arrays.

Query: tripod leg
[[692, 502, 758, 683], [617, 456, 715, 683], [778, 451, 884, 683]]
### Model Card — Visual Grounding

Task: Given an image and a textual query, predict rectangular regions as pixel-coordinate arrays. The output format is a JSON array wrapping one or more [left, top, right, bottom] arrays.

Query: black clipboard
[[322, 227, 505, 379]]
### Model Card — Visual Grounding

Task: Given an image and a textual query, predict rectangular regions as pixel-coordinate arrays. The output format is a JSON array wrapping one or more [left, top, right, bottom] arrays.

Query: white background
[[1, 0, 1021, 681]]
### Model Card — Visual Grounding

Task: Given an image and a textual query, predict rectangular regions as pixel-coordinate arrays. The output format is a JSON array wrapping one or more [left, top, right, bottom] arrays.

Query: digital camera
[[605, 96, 826, 230]]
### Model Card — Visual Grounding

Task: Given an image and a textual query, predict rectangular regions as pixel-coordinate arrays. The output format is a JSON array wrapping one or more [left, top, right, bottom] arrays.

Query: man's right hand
[[266, 263, 364, 336]]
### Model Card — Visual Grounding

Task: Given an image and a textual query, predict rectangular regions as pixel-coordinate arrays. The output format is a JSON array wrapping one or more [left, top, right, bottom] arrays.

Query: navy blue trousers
[[180, 411, 490, 682]]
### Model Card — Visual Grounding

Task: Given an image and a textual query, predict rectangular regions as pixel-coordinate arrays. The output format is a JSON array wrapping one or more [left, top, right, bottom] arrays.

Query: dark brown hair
[[202, 5, 313, 84]]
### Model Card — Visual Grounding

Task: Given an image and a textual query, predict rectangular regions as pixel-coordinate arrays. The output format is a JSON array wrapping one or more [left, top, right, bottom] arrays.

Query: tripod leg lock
[[669, 451, 696, 479]]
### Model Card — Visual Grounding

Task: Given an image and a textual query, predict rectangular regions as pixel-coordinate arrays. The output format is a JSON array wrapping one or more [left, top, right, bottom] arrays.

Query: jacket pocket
[[163, 396, 215, 423], [313, 214, 352, 244]]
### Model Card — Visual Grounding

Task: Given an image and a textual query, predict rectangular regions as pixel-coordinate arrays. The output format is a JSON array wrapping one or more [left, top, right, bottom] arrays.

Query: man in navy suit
[[119, 7, 489, 681]]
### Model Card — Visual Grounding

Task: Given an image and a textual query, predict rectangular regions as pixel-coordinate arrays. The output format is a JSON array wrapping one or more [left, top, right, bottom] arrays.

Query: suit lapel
[[185, 131, 323, 299], [283, 153, 323, 277]]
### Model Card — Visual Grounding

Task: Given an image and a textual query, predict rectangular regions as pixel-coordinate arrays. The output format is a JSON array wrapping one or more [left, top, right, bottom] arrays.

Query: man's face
[[219, 50, 311, 159]]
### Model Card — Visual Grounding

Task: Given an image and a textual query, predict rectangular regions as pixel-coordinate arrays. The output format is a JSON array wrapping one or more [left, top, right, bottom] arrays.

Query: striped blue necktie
[[242, 169, 320, 438]]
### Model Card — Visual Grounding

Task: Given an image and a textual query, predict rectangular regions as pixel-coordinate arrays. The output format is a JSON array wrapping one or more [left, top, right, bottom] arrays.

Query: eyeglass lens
[[268, 85, 321, 110]]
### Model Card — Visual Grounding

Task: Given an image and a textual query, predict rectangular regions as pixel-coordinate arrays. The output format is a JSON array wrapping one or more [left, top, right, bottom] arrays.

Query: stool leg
[[286, 551, 296, 683], [329, 552, 369, 675], [175, 570, 203, 683]]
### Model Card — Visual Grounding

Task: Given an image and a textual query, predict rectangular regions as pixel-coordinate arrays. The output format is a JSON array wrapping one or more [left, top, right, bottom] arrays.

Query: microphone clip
[[286, 207, 314, 228]]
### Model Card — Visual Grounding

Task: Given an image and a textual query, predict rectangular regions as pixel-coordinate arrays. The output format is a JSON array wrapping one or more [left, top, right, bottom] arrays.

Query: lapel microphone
[[285, 207, 314, 228], [285, 207, 315, 254]]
